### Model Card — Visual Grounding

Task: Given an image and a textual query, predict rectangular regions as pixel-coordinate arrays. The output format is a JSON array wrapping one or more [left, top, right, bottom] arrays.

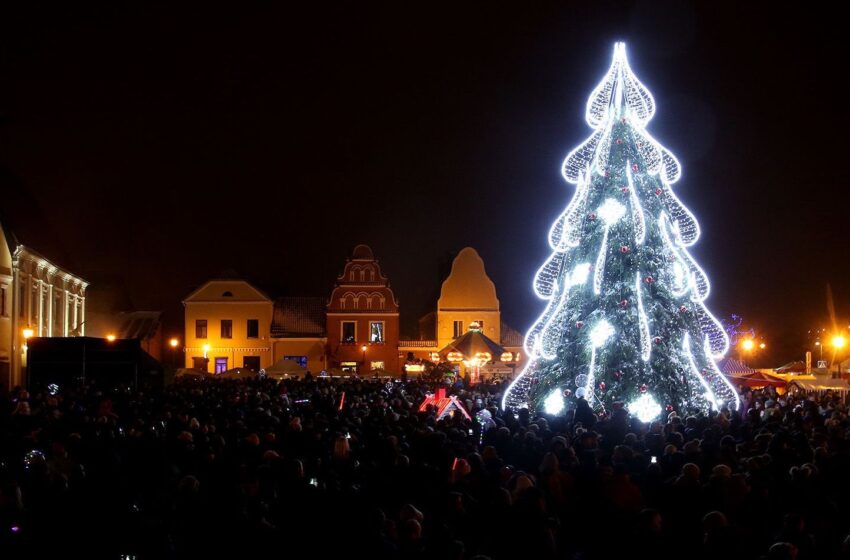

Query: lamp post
[[170, 338, 179, 368], [361, 345, 368, 376], [832, 335, 846, 377], [22, 328, 34, 386]]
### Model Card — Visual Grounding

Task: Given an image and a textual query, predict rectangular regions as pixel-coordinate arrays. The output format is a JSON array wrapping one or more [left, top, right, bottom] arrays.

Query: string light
[[544, 388, 565, 415], [628, 393, 662, 423]]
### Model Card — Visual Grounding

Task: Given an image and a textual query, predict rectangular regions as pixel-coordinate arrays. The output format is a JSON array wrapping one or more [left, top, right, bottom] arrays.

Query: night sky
[[1, 2, 847, 366]]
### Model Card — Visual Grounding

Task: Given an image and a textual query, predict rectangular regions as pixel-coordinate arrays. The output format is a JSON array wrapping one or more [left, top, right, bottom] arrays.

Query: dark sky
[[1, 2, 847, 366]]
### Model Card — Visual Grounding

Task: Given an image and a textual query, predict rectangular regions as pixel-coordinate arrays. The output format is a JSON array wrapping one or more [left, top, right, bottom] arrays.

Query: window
[[370, 321, 384, 343], [192, 356, 209, 372], [247, 319, 259, 338], [360, 270, 366, 281], [214, 357, 228, 374], [0, 286, 6, 317], [284, 355, 308, 368], [53, 292, 61, 330], [341, 321, 356, 343], [340, 361, 358, 373], [243, 356, 261, 371], [453, 320, 463, 338], [370, 361, 385, 371], [221, 320, 232, 339], [196, 319, 208, 338], [19, 283, 26, 318]]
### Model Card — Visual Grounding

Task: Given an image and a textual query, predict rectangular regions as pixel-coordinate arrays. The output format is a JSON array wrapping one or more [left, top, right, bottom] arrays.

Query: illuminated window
[[247, 319, 259, 338], [196, 320, 208, 339], [370, 321, 384, 343], [342, 321, 356, 342], [370, 361, 385, 371], [215, 357, 228, 373], [340, 361, 358, 373], [453, 321, 463, 338], [221, 320, 232, 339]]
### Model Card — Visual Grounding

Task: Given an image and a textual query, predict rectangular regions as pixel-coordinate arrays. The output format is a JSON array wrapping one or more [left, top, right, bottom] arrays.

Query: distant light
[[361, 345, 367, 352], [11, 525, 20, 533], [47, 384, 59, 396], [544, 389, 565, 415], [106, 334, 117, 342], [203, 344, 210, 357], [759, 343, 766, 349], [741, 339, 754, 351], [629, 393, 662, 423], [589, 320, 615, 348], [22, 328, 34, 339], [833, 335, 846, 349], [597, 198, 626, 225], [169, 338, 179, 348]]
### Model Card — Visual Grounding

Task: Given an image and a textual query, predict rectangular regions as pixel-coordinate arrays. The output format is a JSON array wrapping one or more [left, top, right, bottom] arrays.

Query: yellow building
[[182, 279, 273, 372], [436, 247, 502, 350], [1, 221, 89, 389]]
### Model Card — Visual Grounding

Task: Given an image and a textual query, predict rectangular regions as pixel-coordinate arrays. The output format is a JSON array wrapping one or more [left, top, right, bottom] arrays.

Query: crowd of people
[[3, 373, 850, 559]]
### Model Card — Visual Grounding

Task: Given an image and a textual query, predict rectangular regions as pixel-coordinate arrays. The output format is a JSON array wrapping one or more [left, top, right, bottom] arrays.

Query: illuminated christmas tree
[[503, 43, 739, 421]]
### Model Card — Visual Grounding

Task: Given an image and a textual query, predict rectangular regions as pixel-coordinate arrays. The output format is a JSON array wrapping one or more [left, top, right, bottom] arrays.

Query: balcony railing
[[398, 340, 438, 348]]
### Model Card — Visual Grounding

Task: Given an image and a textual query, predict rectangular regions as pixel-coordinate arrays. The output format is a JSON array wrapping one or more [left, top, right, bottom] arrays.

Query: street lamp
[[22, 328, 34, 386], [106, 334, 116, 342], [361, 345, 368, 375], [833, 335, 846, 376], [741, 339, 754, 351], [169, 338, 180, 368]]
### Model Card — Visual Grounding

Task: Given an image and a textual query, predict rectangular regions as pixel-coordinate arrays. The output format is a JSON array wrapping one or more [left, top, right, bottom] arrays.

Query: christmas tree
[[503, 43, 740, 421]]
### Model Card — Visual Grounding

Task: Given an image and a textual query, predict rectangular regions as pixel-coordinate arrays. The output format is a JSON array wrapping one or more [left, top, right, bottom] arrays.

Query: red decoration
[[653, 336, 662, 345], [639, 384, 648, 393], [666, 404, 674, 412], [615, 138, 622, 145], [598, 382, 606, 391], [620, 245, 630, 253], [644, 276, 654, 284], [654, 188, 662, 196], [679, 305, 688, 313], [563, 389, 572, 398], [575, 321, 584, 329], [614, 371, 622, 380], [632, 163, 639, 172], [619, 299, 629, 308], [588, 212, 597, 221], [621, 187, 630, 194]]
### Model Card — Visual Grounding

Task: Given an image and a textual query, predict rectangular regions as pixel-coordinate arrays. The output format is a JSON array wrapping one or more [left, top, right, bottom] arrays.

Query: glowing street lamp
[[22, 328, 34, 341], [169, 338, 179, 348], [741, 339, 755, 351], [106, 334, 117, 342], [832, 335, 846, 349], [361, 345, 368, 374]]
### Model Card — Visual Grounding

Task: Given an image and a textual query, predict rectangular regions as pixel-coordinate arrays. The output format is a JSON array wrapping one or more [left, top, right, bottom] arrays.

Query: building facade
[[1, 221, 88, 389], [326, 245, 400, 375], [182, 279, 273, 372], [270, 297, 327, 375]]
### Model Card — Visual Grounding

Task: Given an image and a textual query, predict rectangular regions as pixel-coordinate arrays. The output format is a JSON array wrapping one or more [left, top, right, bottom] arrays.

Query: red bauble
[[632, 163, 639, 172], [620, 245, 630, 253], [563, 389, 572, 398], [639, 384, 648, 393], [615, 138, 622, 145], [588, 212, 597, 221], [614, 371, 622, 380], [599, 382, 606, 391], [679, 305, 688, 313], [575, 321, 584, 329], [619, 299, 629, 308], [644, 276, 654, 284], [621, 187, 630, 194], [666, 404, 674, 412], [653, 336, 663, 345], [655, 188, 663, 196]]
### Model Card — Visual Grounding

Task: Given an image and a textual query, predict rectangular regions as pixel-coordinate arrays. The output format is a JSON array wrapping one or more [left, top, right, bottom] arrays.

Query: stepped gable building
[[326, 244, 400, 375]]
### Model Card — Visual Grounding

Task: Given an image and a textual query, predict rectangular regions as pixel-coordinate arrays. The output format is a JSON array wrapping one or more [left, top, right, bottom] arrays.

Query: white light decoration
[[589, 320, 615, 348], [635, 272, 651, 362], [502, 42, 739, 416], [629, 393, 662, 423], [569, 262, 592, 287], [597, 198, 626, 225], [543, 388, 566, 415], [593, 199, 626, 295]]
